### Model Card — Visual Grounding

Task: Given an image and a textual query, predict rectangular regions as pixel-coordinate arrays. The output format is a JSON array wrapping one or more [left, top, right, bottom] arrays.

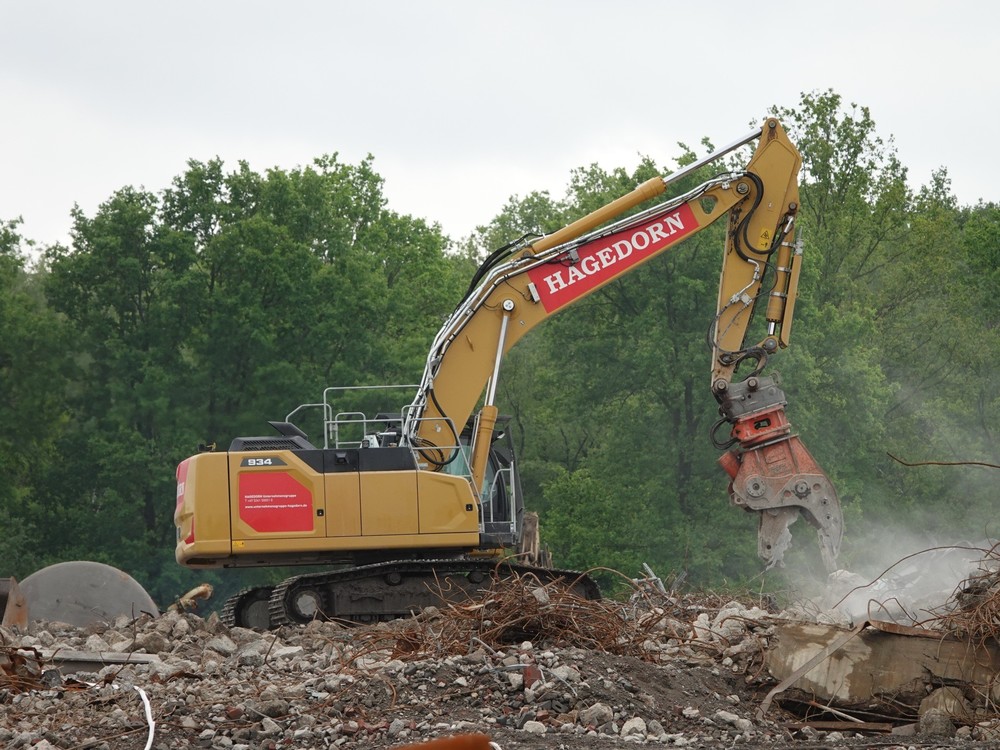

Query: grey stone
[[204, 635, 238, 656], [919, 708, 956, 738], [578, 702, 614, 727], [621, 716, 647, 737], [920, 686, 972, 721]]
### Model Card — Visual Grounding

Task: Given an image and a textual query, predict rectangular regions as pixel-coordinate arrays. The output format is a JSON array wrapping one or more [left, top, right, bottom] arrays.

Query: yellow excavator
[[174, 119, 843, 628]]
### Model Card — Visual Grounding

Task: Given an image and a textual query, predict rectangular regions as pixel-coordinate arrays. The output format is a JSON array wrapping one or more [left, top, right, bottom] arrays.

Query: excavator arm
[[403, 119, 843, 569]]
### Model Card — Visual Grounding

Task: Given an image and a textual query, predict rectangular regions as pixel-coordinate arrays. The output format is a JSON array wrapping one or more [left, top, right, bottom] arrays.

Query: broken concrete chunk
[[530, 587, 550, 606], [550, 664, 581, 683], [767, 620, 1000, 706], [714, 709, 754, 733], [621, 716, 647, 737], [522, 720, 547, 734], [578, 702, 613, 727], [920, 686, 972, 721], [919, 708, 956, 738]]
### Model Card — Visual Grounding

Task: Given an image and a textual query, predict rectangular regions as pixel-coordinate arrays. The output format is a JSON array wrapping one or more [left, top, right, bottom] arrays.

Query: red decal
[[239, 472, 314, 533], [527, 203, 698, 313]]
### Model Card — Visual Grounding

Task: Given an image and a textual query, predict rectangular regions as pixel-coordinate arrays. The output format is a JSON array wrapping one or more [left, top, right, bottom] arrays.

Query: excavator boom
[[403, 118, 841, 568]]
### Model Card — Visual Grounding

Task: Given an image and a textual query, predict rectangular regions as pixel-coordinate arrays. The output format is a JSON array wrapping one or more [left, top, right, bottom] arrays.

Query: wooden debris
[[0, 577, 28, 628], [169, 582, 214, 614], [351, 567, 662, 662], [0, 645, 44, 692]]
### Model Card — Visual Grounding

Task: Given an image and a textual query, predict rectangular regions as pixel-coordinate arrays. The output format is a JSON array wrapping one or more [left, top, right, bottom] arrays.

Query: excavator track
[[265, 559, 601, 629], [221, 586, 274, 629]]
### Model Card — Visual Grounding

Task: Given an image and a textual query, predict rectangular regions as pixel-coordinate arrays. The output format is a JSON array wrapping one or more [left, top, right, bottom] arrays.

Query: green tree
[[35, 154, 468, 605], [0, 220, 70, 576], [771, 90, 911, 302], [954, 201, 1000, 463], [542, 467, 653, 591], [39, 189, 190, 591]]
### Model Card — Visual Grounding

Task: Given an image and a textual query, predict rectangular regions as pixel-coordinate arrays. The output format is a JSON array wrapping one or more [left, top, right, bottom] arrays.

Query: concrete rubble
[[2, 563, 1000, 749], [0, 599, 778, 750]]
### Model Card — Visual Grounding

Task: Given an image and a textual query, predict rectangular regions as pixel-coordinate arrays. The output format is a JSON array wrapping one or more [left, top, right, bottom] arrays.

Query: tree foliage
[[1, 92, 995, 608], [10, 155, 465, 603]]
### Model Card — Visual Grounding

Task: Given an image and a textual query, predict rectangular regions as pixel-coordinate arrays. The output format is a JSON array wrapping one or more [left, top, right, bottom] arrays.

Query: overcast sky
[[2, 1, 997, 249]]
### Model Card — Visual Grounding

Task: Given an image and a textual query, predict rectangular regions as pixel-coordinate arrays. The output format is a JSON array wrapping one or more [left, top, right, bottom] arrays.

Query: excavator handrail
[[658, 128, 759, 187], [482, 464, 517, 534], [283, 384, 419, 449]]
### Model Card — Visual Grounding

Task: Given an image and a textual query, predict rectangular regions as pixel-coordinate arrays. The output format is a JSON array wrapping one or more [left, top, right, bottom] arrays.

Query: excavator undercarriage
[[221, 558, 601, 629]]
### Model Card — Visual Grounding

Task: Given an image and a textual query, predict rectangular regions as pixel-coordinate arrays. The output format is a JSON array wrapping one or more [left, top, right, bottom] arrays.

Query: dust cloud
[[772, 526, 998, 627]]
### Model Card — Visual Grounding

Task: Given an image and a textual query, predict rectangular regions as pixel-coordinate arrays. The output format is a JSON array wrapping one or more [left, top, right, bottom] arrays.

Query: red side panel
[[238, 472, 314, 533]]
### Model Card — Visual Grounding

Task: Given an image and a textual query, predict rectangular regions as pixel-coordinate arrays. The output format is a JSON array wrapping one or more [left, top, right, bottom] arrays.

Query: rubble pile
[[350, 569, 661, 662], [1, 586, 786, 750], [931, 545, 1000, 644], [3, 573, 1000, 749]]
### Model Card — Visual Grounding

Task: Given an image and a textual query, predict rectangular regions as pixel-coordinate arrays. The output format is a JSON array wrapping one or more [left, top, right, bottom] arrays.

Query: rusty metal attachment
[[717, 375, 844, 570]]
